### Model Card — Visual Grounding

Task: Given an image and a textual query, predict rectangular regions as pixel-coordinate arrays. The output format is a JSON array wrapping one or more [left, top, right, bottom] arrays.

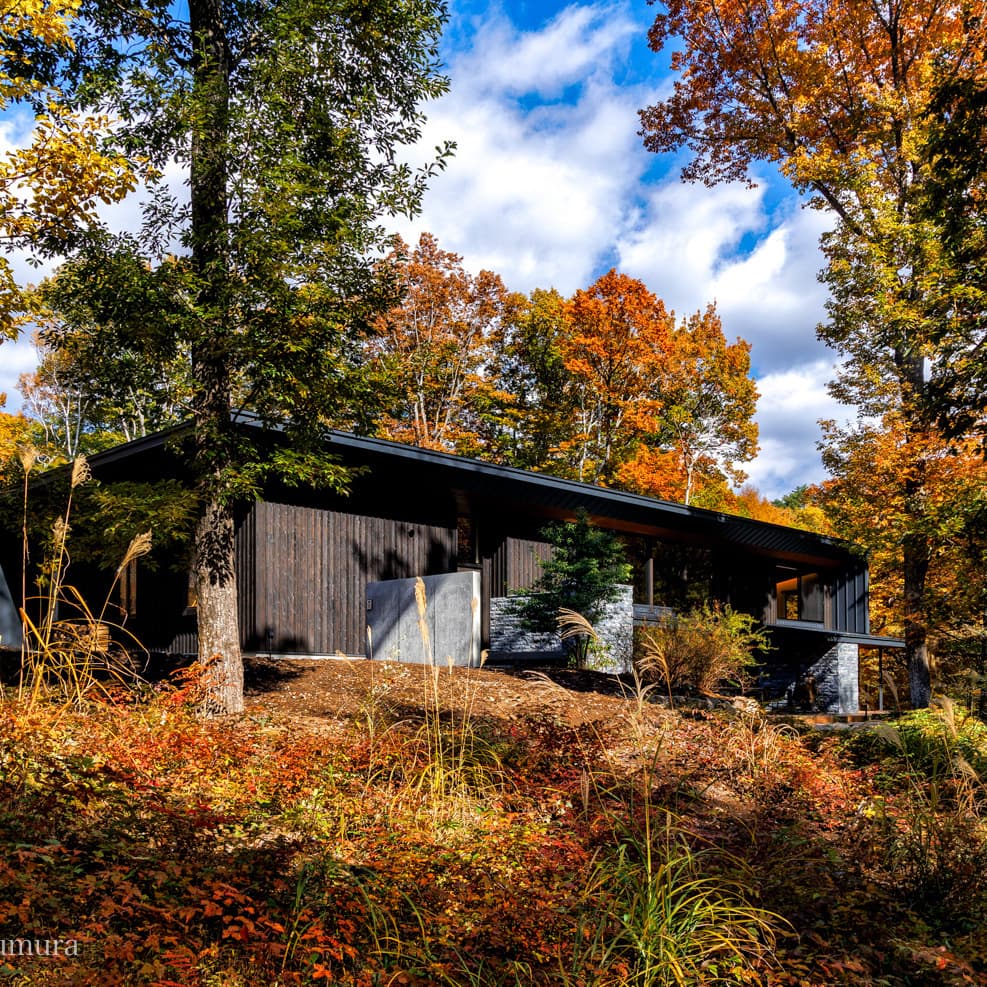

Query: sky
[[0, 0, 855, 499]]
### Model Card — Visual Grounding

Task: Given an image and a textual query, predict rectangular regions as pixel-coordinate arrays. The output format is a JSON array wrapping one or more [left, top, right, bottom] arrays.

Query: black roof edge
[[70, 411, 857, 561]]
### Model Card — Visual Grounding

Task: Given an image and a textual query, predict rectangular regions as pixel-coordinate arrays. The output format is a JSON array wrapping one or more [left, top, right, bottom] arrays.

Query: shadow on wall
[[354, 534, 454, 583], [366, 572, 481, 667]]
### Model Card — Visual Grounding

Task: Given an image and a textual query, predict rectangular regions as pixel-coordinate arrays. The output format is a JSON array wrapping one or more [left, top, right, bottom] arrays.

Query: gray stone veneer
[[489, 585, 634, 674], [809, 641, 859, 714]]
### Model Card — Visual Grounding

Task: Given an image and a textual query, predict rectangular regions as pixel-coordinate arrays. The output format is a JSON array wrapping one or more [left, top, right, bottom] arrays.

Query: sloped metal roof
[[83, 417, 861, 568]]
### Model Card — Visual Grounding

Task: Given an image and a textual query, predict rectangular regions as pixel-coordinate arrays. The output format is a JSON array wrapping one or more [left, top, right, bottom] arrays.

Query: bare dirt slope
[[243, 657, 649, 730]]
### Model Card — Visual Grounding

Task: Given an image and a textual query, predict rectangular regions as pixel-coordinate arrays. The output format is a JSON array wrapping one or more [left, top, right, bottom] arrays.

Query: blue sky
[[0, 0, 852, 498]]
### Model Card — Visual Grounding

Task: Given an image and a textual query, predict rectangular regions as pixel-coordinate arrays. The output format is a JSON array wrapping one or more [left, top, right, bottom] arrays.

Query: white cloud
[[617, 180, 834, 372], [744, 362, 855, 498], [0, 337, 37, 412], [393, 3, 650, 292], [464, 4, 639, 97]]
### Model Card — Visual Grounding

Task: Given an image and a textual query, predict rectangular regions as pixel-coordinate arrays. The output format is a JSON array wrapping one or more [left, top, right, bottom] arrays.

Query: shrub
[[636, 603, 768, 695], [573, 820, 785, 986], [513, 510, 631, 668]]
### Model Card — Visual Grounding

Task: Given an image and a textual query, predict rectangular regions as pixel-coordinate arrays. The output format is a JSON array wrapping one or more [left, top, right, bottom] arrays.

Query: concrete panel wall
[[0, 563, 20, 651], [366, 571, 481, 667]]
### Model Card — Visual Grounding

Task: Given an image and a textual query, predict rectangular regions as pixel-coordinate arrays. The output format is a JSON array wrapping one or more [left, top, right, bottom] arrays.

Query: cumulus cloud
[[617, 180, 834, 373], [394, 2, 650, 292], [0, 338, 38, 412], [744, 362, 856, 498]]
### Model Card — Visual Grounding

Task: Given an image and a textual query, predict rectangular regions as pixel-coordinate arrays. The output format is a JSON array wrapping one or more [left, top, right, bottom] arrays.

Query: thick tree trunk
[[189, 0, 241, 714], [193, 499, 243, 714], [903, 530, 931, 708]]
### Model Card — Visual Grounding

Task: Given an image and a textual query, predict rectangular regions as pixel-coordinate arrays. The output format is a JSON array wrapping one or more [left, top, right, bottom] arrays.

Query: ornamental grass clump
[[637, 603, 769, 698], [15, 452, 150, 706], [362, 578, 504, 830], [573, 823, 785, 987]]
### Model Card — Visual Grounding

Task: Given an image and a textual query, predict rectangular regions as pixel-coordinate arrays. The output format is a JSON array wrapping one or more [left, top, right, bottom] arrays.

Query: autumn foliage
[[2, 667, 987, 985], [639, 0, 987, 706], [369, 234, 512, 455], [372, 242, 759, 508]]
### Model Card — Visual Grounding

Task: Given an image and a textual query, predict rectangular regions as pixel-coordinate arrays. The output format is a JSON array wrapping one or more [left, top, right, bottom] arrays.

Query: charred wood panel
[[834, 564, 869, 634], [242, 501, 456, 655], [505, 537, 552, 594]]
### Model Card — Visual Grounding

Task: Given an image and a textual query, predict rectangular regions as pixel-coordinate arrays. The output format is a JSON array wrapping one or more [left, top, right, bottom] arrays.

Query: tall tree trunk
[[903, 529, 931, 708], [189, 0, 242, 714], [193, 497, 242, 714], [901, 349, 931, 709]]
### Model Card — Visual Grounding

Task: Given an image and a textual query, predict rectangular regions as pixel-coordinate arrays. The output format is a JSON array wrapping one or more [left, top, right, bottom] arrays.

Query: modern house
[[0, 421, 903, 712]]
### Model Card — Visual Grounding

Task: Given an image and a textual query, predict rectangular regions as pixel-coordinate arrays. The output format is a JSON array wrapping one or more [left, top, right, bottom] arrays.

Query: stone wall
[[488, 596, 564, 659], [489, 585, 634, 674], [809, 641, 859, 714], [590, 585, 634, 675]]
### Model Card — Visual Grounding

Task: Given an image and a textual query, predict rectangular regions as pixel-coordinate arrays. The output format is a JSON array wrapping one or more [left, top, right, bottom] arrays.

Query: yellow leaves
[[0, 0, 78, 105], [0, 1, 137, 336], [1, 107, 138, 235], [0, 408, 34, 478]]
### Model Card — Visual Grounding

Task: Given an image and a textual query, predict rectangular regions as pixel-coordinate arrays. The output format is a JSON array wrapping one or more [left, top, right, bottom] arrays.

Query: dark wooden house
[[1, 422, 902, 712]]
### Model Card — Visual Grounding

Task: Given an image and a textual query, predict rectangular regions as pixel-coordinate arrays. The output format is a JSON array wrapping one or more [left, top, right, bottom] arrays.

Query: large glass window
[[621, 536, 713, 609], [775, 567, 824, 623]]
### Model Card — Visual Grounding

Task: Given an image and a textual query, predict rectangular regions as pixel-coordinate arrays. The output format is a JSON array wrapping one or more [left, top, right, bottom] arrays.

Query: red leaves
[[2, 689, 986, 984]]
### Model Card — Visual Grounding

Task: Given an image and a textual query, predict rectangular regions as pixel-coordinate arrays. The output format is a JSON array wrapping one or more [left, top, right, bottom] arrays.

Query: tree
[[0, 0, 136, 338], [615, 305, 758, 506], [640, 0, 987, 706], [920, 71, 987, 442], [17, 334, 91, 462], [493, 287, 577, 472], [479, 269, 760, 505], [514, 511, 632, 667], [368, 233, 510, 455], [559, 270, 673, 484], [18, 256, 194, 458], [820, 414, 987, 693], [33, 0, 451, 713]]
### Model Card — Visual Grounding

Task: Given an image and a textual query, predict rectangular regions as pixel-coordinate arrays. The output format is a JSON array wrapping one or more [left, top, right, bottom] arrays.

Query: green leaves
[[514, 511, 632, 667]]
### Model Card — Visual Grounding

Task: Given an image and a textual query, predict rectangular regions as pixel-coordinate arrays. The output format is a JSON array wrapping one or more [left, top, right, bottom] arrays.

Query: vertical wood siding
[[243, 501, 456, 655], [834, 564, 869, 634], [491, 536, 552, 596]]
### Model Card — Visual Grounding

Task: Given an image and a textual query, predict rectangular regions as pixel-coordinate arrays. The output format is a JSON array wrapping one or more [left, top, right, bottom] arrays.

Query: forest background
[[0, 0, 985, 713]]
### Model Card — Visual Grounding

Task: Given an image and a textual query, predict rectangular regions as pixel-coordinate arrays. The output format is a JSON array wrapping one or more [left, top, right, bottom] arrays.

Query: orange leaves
[[560, 275, 758, 502], [560, 270, 673, 484], [370, 233, 510, 455], [368, 238, 759, 507], [642, 0, 983, 205]]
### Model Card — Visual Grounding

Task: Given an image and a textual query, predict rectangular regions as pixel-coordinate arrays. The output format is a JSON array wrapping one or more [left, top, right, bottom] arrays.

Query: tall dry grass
[[15, 452, 150, 705]]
